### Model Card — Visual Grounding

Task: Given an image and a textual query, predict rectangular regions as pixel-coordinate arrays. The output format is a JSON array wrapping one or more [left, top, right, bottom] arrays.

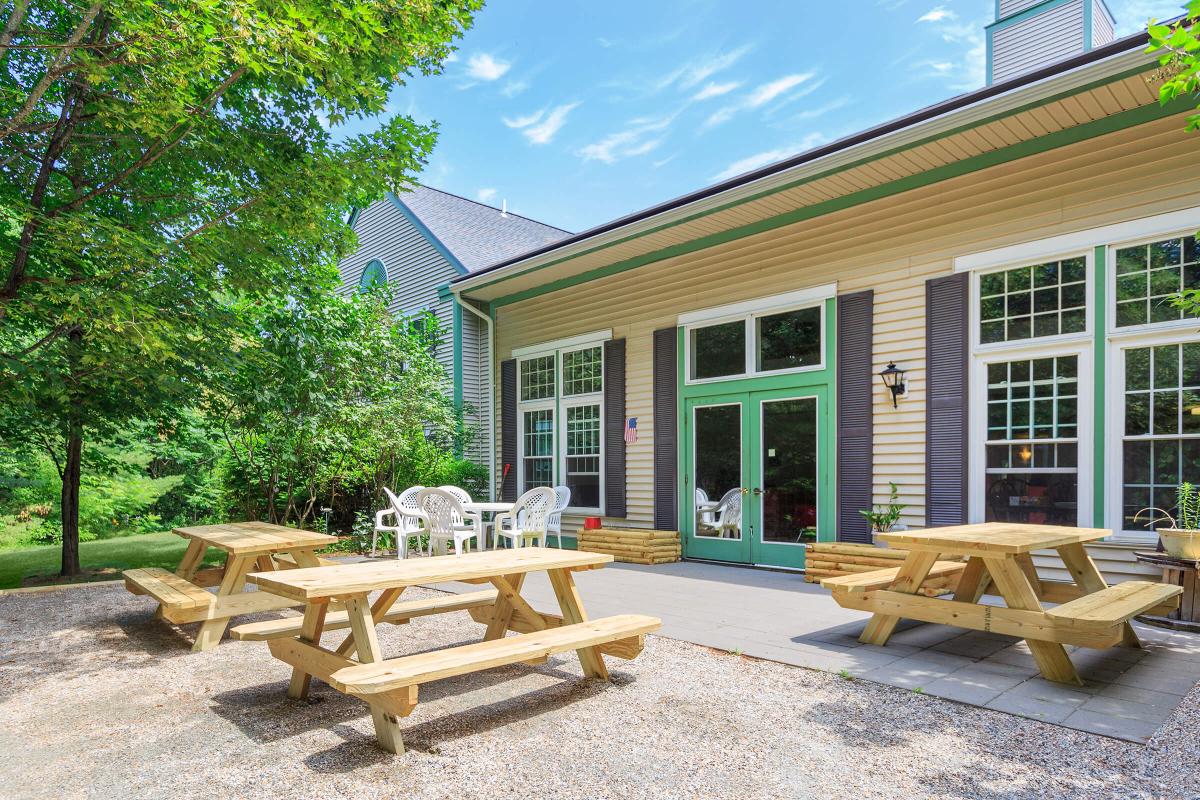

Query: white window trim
[[515, 333, 607, 515], [967, 249, 1095, 354], [1105, 227, 1200, 339], [1105, 328, 1200, 546], [954, 206, 1200, 273], [682, 290, 829, 386], [967, 332, 1094, 528]]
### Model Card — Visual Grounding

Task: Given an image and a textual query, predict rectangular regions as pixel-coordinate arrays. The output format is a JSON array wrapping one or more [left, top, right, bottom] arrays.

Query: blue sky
[[354, 0, 1185, 233]]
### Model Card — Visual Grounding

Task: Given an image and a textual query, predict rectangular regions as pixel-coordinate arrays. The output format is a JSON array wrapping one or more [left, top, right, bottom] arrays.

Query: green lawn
[[0, 532, 226, 590]]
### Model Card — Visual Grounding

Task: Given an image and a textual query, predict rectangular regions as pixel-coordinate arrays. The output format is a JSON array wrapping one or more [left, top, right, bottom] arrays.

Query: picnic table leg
[[983, 556, 1082, 685], [288, 602, 329, 699], [859, 550, 938, 646], [483, 573, 526, 641], [1057, 542, 1141, 648], [290, 549, 323, 568], [344, 596, 405, 754], [192, 554, 252, 652], [953, 557, 991, 603], [335, 587, 406, 659], [547, 568, 609, 680], [174, 538, 207, 581]]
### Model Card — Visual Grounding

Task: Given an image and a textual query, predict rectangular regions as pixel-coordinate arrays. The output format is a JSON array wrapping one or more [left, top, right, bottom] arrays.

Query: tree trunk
[[60, 422, 83, 576]]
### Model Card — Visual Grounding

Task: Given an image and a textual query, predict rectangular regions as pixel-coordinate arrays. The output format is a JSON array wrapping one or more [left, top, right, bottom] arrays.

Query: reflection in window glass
[[520, 355, 555, 401], [1115, 236, 1200, 328], [690, 321, 745, 380], [522, 409, 555, 491], [978, 257, 1086, 344], [562, 346, 602, 396], [761, 398, 818, 543], [984, 355, 1078, 526], [565, 405, 601, 508], [757, 306, 822, 373], [1122, 343, 1200, 532], [693, 404, 742, 540]]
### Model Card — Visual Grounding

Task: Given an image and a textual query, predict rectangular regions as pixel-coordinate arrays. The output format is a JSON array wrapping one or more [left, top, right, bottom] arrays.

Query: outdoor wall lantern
[[879, 362, 907, 408]]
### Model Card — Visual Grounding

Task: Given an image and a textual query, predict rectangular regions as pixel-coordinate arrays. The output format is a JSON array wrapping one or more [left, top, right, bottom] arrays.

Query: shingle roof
[[394, 185, 570, 273]]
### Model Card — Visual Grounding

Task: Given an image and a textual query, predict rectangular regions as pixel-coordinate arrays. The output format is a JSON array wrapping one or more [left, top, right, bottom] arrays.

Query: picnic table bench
[[232, 547, 661, 754], [123, 522, 338, 651], [823, 523, 1181, 685]]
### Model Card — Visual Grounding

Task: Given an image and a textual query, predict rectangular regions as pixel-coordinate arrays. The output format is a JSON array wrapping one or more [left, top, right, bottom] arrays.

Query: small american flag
[[624, 417, 638, 445]]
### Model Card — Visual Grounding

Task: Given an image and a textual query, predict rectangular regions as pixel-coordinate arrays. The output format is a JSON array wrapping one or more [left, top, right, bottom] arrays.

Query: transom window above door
[[978, 257, 1087, 345], [680, 286, 831, 384]]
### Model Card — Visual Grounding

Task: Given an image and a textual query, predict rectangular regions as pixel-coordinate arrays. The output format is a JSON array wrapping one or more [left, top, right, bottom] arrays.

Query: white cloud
[[692, 81, 741, 101], [912, 11, 988, 90], [711, 134, 826, 182], [466, 53, 511, 82], [917, 6, 956, 23], [703, 72, 817, 129], [502, 109, 546, 129], [746, 73, 814, 108], [505, 102, 579, 145], [656, 45, 754, 92], [580, 115, 674, 164], [501, 79, 530, 98], [477, 188, 497, 203]]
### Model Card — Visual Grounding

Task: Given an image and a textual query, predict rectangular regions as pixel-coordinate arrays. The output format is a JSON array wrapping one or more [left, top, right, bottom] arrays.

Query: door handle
[[740, 487, 750, 495], [752, 488, 767, 496]]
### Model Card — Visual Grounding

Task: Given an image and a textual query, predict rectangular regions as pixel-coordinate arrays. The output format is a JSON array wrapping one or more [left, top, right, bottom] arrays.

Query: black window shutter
[[925, 272, 969, 526], [500, 358, 518, 502], [652, 328, 678, 531], [836, 291, 874, 544], [603, 338, 627, 518]]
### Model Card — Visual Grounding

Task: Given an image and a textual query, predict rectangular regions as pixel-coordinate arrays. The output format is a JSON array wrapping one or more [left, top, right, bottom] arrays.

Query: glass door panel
[[758, 397, 819, 544], [686, 396, 750, 563]]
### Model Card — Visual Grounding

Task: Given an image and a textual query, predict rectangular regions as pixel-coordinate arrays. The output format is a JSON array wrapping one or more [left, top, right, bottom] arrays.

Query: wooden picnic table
[[232, 547, 661, 754], [123, 522, 338, 651], [823, 523, 1181, 685]]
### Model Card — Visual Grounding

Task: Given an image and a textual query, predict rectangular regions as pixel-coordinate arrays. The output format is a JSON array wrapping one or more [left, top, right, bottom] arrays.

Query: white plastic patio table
[[243, 547, 618, 753], [463, 501, 515, 549]]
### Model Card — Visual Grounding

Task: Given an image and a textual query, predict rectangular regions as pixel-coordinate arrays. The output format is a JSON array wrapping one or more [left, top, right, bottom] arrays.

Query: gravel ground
[[1, 583, 1198, 800]]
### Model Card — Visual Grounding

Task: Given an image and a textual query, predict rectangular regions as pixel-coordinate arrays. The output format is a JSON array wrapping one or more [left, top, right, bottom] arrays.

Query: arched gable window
[[359, 259, 387, 291]]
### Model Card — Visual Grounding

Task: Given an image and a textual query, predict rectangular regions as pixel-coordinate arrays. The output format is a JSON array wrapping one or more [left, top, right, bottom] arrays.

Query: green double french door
[[683, 387, 827, 568]]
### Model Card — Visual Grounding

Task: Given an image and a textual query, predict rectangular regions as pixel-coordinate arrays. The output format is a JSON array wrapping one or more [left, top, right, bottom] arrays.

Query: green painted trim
[[452, 298, 464, 459], [987, 0, 1074, 32], [1092, 245, 1106, 527], [677, 297, 837, 568], [437, 282, 454, 301], [1083, 0, 1093, 52], [489, 99, 1183, 310]]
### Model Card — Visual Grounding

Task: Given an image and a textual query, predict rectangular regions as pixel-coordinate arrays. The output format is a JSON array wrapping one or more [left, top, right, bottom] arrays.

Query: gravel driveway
[[0, 583, 1196, 800]]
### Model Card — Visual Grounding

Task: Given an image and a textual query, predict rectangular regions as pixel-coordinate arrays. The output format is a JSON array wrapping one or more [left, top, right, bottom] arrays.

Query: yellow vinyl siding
[[489, 113, 1196, 538]]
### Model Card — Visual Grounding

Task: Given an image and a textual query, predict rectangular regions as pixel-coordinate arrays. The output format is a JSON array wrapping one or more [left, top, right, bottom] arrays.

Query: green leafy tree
[[210, 288, 461, 528], [0, 0, 481, 575]]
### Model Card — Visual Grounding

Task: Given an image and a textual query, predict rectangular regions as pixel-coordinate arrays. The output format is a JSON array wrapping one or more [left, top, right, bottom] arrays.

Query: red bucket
[[583, 516, 602, 530]]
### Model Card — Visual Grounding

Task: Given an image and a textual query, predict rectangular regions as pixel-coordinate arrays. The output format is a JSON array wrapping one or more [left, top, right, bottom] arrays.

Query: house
[[450, 0, 1200, 580], [337, 185, 569, 459]]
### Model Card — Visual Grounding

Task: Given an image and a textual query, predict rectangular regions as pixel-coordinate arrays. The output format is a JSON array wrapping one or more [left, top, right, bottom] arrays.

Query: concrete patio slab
[[434, 558, 1200, 743]]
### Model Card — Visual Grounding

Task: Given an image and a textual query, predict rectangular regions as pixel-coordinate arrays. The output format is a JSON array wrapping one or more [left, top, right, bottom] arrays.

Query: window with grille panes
[[983, 355, 1079, 526], [1120, 343, 1200, 533], [516, 340, 605, 510], [978, 258, 1087, 345], [1114, 235, 1200, 329]]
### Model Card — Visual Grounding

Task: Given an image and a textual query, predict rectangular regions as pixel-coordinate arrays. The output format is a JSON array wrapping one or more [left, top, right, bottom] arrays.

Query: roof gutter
[[451, 29, 1156, 295]]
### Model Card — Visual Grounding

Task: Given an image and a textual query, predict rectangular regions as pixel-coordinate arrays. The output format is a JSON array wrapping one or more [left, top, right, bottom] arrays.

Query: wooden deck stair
[[330, 614, 662, 695]]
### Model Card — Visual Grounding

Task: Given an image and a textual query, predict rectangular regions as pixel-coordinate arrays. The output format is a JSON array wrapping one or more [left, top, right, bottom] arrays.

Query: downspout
[[456, 295, 496, 502]]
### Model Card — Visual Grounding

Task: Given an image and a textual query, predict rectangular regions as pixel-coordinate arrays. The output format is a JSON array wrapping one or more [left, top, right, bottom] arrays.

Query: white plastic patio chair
[[546, 485, 571, 547], [385, 486, 426, 558], [493, 487, 556, 549], [698, 490, 742, 539], [372, 485, 424, 557], [695, 487, 716, 526], [413, 488, 481, 556]]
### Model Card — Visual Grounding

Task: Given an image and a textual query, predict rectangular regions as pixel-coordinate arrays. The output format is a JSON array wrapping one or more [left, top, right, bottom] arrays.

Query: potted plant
[[859, 482, 906, 542], [1135, 482, 1200, 560]]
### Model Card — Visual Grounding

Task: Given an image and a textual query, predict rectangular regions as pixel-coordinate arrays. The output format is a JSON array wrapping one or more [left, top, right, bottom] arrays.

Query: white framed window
[[1108, 231, 1200, 334], [515, 331, 608, 513], [967, 252, 1094, 527], [679, 284, 833, 385]]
